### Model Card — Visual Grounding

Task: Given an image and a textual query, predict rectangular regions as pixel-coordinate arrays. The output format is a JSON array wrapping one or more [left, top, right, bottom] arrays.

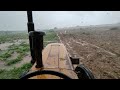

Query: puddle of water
[[14, 39, 29, 45], [0, 39, 29, 51], [0, 39, 30, 70], [0, 43, 13, 50], [7, 52, 19, 61], [14, 54, 31, 68]]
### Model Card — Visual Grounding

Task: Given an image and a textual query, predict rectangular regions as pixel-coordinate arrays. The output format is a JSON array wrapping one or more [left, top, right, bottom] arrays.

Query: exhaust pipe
[[27, 11, 45, 68], [29, 31, 45, 68]]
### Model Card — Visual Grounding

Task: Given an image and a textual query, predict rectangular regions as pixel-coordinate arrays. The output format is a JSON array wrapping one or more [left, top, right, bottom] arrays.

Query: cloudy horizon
[[0, 11, 120, 31]]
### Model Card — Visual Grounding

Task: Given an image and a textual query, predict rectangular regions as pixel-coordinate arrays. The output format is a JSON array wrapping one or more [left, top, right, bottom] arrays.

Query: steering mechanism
[[20, 70, 72, 79]]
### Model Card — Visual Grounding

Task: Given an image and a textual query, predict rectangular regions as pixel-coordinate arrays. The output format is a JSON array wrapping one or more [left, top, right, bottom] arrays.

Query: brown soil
[[56, 28, 120, 79]]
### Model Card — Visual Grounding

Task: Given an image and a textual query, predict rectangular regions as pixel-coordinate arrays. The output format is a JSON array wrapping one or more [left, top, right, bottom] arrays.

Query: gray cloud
[[0, 11, 27, 31], [0, 11, 120, 31]]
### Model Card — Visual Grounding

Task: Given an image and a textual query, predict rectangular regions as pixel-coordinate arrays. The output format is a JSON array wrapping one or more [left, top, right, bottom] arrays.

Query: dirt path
[[57, 31, 120, 79]]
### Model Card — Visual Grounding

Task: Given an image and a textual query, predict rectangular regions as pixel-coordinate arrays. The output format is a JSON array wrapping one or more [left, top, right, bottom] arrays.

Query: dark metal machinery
[[27, 11, 35, 64], [27, 11, 35, 32], [27, 11, 45, 68]]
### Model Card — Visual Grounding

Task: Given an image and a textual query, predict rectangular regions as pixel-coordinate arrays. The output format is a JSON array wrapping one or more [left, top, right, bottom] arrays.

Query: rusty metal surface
[[30, 43, 78, 79]]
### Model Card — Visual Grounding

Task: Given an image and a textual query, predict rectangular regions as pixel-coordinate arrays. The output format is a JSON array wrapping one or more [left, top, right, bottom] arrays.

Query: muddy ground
[[56, 26, 120, 79], [0, 39, 31, 70]]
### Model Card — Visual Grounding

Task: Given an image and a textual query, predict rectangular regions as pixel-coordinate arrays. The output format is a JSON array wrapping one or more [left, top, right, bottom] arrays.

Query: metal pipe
[[29, 31, 45, 68], [27, 11, 33, 22], [27, 11, 35, 32], [27, 11, 35, 64]]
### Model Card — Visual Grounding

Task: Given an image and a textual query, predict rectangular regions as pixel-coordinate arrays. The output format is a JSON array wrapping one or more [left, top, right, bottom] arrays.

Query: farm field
[[0, 30, 58, 79], [56, 25, 120, 79], [0, 24, 120, 79]]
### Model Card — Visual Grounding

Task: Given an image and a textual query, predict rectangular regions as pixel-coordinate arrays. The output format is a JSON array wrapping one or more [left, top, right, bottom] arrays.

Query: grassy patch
[[0, 42, 30, 65], [0, 63, 32, 79], [44, 42, 50, 47], [0, 50, 14, 61], [0, 69, 6, 74], [8, 42, 30, 53], [0, 31, 28, 44], [44, 30, 58, 42], [44, 30, 58, 47], [0, 31, 32, 79], [5, 43, 30, 66], [0, 31, 29, 64], [6, 54, 23, 66]]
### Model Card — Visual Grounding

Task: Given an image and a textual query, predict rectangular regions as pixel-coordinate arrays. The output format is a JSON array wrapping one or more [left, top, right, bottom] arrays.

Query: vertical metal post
[[27, 11, 45, 68], [29, 31, 45, 68], [27, 11, 35, 32], [27, 11, 35, 64]]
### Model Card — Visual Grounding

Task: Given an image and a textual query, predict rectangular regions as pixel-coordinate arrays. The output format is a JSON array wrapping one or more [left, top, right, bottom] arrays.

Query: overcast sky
[[0, 11, 120, 31]]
